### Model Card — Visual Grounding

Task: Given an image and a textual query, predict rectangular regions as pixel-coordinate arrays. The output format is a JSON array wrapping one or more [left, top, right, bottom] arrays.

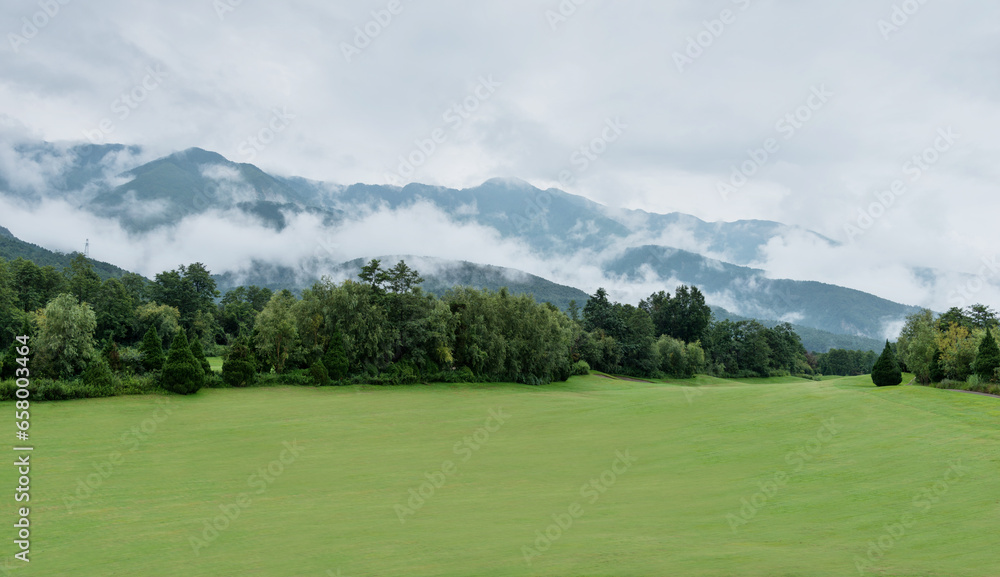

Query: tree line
[[0, 253, 882, 398], [896, 305, 1000, 391]]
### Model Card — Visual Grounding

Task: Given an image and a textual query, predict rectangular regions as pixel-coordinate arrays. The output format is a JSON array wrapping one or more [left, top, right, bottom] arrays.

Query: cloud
[[1, 0, 998, 317]]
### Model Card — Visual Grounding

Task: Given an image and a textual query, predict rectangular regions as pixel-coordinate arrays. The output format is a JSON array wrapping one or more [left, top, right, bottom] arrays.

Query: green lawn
[[206, 356, 223, 373], [3, 374, 999, 576]]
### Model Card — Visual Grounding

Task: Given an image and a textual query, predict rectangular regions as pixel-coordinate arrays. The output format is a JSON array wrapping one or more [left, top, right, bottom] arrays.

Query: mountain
[[0, 223, 885, 353], [0, 142, 927, 342], [86, 147, 342, 231], [605, 246, 921, 339], [213, 256, 592, 312], [0, 225, 135, 281], [710, 307, 885, 353]]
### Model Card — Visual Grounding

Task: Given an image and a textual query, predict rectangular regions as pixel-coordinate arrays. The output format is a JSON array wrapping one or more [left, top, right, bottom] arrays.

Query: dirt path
[[947, 389, 1000, 399]]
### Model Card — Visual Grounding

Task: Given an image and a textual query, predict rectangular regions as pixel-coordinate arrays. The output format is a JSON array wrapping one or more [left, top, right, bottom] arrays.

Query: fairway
[[3, 375, 999, 576]]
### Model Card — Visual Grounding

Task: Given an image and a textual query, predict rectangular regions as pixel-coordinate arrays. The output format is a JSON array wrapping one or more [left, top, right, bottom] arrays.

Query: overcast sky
[[1, 0, 999, 312]]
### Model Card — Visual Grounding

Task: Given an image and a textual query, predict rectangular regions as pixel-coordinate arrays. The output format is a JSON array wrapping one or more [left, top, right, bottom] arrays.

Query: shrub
[[872, 341, 902, 387], [203, 373, 227, 389], [189, 337, 212, 376], [571, 360, 591, 376], [140, 327, 166, 373], [222, 339, 257, 388], [310, 360, 330, 387], [82, 358, 115, 396], [161, 332, 204, 395], [119, 346, 145, 375], [258, 369, 314, 387]]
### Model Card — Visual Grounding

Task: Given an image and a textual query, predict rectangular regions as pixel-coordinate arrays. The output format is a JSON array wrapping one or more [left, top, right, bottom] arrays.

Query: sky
[[1, 0, 999, 313]]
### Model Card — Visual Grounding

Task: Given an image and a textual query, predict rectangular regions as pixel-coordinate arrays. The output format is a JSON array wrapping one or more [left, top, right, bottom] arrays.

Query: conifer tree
[[221, 338, 256, 388], [140, 326, 166, 372], [973, 330, 1000, 383], [188, 336, 212, 376], [161, 331, 204, 395], [872, 341, 902, 387]]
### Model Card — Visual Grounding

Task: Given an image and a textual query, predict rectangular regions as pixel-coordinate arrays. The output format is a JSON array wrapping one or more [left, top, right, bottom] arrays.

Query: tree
[[973, 330, 1000, 383], [897, 309, 937, 384], [310, 359, 330, 386], [139, 326, 166, 372], [221, 338, 256, 388], [152, 263, 220, 330], [136, 303, 181, 346], [358, 259, 389, 292], [968, 304, 999, 331], [323, 330, 350, 381], [93, 278, 137, 342], [101, 337, 124, 373], [161, 331, 204, 395], [936, 323, 976, 381], [253, 290, 299, 374], [82, 357, 115, 395], [583, 288, 622, 335], [34, 294, 97, 379], [220, 286, 273, 339], [0, 258, 17, 340], [937, 307, 973, 333], [65, 253, 101, 304], [929, 349, 946, 383], [0, 319, 33, 381], [566, 300, 580, 323], [386, 260, 423, 294], [189, 335, 212, 376], [872, 341, 902, 387]]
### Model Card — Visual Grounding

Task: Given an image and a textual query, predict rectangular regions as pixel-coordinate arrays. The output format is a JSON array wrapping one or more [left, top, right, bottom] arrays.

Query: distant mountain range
[[0, 141, 926, 347]]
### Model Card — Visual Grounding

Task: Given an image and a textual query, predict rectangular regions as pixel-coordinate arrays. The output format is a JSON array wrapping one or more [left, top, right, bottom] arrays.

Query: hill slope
[[0, 225, 135, 280]]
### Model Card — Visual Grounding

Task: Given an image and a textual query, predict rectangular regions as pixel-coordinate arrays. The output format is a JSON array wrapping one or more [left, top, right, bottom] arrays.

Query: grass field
[[3, 374, 999, 576], [206, 356, 223, 373]]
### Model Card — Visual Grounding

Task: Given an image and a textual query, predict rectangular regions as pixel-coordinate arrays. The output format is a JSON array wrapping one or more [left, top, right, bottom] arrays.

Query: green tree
[[566, 300, 580, 323], [253, 290, 299, 374], [323, 330, 350, 381], [358, 259, 389, 292], [82, 357, 115, 395], [139, 326, 166, 372], [93, 278, 137, 342], [973, 330, 1000, 383], [310, 359, 330, 386], [65, 253, 102, 304], [152, 263, 220, 330], [897, 309, 937, 384], [386, 260, 423, 294], [583, 288, 623, 336], [34, 294, 97, 379], [221, 338, 256, 388], [937, 307, 973, 333], [968, 304, 999, 330], [0, 258, 21, 345], [936, 323, 976, 381], [189, 335, 212, 376], [136, 303, 181, 345], [220, 286, 273, 339], [0, 319, 34, 380], [928, 349, 946, 382], [161, 331, 204, 395], [101, 337, 124, 372], [872, 341, 902, 387]]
